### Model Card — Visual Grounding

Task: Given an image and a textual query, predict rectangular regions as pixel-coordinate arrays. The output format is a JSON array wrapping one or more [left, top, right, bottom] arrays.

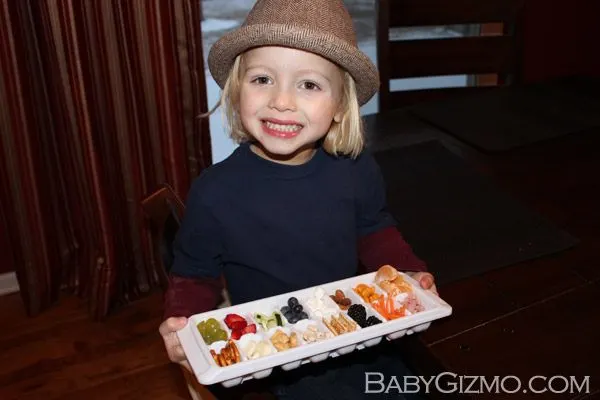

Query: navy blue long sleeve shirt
[[169, 143, 425, 311]]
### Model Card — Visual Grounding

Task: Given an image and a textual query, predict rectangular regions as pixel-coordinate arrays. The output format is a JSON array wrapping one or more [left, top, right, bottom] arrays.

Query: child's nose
[[269, 87, 296, 112]]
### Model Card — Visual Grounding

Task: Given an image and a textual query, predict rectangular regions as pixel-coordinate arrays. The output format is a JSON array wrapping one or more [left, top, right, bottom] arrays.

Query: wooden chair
[[141, 183, 186, 290], [376, 0, 524, 110], [141, 183, 229, 400]]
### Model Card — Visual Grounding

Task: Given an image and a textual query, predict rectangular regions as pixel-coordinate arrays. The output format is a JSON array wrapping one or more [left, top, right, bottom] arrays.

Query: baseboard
[[0, 272, 20, 296]]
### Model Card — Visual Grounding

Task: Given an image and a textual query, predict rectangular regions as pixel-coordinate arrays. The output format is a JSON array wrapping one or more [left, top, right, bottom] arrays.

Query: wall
[[522, 0, 600, 82]]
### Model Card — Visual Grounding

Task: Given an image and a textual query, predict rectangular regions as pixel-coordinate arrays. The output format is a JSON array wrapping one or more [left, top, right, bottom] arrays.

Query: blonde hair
[[204, 54, 364, 158]]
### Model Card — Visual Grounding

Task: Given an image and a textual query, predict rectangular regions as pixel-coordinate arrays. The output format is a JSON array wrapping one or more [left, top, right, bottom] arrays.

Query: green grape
[[207, 318, 218, 327], [205, 332, 215, 344]]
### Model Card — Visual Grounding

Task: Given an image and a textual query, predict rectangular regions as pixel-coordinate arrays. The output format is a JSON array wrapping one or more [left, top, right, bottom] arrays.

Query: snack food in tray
[[178, 265, 452, 387]]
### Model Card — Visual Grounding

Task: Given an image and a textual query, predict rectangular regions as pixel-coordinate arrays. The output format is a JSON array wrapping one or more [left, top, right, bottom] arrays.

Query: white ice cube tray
[[177, 271, 452, 387]]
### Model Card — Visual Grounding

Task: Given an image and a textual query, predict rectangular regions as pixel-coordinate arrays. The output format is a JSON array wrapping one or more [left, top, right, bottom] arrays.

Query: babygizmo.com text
[[365, 372, 591, 395]]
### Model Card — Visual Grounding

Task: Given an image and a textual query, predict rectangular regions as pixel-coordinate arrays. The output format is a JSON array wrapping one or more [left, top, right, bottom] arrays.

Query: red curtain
[[0, 0, 211, 319]]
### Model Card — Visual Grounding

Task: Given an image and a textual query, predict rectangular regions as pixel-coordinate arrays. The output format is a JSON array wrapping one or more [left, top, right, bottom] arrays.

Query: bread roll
[[374, 265, 399, 283]]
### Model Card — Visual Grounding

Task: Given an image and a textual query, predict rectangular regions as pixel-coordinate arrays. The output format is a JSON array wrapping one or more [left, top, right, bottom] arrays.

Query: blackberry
[[347, 304, 367, 325], [365, 316, 382, 327]]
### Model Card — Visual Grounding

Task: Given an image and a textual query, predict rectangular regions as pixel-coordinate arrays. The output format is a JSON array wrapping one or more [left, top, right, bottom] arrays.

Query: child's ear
[[333, 109, 344, 123]]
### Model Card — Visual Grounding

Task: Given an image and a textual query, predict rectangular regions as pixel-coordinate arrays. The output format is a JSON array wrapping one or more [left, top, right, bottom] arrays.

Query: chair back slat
[[388, 36, 516, 79], [387, 86, 496, 109], [141, 184, 186, 289], [389, 0, 524, 27], [377, 0, 524, 111]]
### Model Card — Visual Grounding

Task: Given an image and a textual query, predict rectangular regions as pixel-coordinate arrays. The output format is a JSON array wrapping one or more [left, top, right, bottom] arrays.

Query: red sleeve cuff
[[358, 226, 428, 273], [163, 274, 223, 319]]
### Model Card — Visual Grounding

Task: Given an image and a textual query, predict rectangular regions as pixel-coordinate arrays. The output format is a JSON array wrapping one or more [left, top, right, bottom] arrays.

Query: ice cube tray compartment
[[321, 312, 361, 355], [179, 271, 452, 387], [277, 296, 311, 324], [237, 333, 274, 359], [195, 317, 231, 346], [366, 276, 420, 340], [291, 319, 333, 363], [301, 288, 360, 356], [301, 287, 342, 338], [292, 319, 332, 342], [341, 289, 385, 347], [250, 308, 287, 332], [266, 327, 303, 350]]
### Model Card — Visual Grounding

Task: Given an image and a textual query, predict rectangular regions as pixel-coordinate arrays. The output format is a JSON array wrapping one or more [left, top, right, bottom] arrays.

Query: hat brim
[[208, 24, 379, 106]]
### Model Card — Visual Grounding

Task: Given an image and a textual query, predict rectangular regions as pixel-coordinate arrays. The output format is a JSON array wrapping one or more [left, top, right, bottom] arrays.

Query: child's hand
[[159, 317, 191, 371], [406, 271, 438, 296]]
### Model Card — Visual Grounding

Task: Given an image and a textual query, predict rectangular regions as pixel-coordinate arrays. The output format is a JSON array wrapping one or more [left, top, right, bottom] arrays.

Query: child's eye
[[252, 76, 272, 85], [301, 81, 321, 91]]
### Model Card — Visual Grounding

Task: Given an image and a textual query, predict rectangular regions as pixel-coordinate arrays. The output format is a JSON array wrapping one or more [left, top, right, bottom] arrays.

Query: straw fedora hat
[[208, 0, 379, 106]]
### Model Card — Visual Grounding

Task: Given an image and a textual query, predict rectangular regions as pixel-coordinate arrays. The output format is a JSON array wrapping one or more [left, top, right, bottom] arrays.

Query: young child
[[160, 0, 437, 398]]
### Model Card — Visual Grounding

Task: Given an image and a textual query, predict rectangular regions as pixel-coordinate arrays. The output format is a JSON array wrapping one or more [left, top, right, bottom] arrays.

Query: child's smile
[[239, 46, 344, 165], [261, 117, 304, 139]]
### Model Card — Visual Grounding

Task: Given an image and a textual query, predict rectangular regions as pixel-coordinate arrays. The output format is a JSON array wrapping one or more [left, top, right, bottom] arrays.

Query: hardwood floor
[[0, 290, 192, 400]]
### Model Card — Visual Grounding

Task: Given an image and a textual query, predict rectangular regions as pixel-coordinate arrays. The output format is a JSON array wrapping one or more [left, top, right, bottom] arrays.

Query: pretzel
[[224, 340, 241, 366], [210, 349, 219, 365], [222, 346, 232, 366], [228, 340, 241, 363], [211, 343, 241, 367]]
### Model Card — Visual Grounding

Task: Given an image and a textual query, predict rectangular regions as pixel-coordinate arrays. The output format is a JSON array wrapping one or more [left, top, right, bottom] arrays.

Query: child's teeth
[[265, 121, 301, 132]]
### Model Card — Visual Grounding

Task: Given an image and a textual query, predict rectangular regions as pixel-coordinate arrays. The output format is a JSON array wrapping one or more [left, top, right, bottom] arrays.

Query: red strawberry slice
[[229, 320, 247, 330], [241, 323, 256, 335], [224, 314, 247, 330], [231, 329, 243, 340]]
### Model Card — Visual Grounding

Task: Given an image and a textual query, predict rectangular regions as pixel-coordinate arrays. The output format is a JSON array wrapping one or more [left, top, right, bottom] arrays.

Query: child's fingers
[[159, 317, 189, 362], [174, 344, 187, 360], [422, 276, 440, 296], [159, 317, 187, 337], [406, 271, 439, 295], [418, 273, 435, 290], [428, 283, 439, 296], [162, 332, 181, 351], [165, 344, 187, 363]]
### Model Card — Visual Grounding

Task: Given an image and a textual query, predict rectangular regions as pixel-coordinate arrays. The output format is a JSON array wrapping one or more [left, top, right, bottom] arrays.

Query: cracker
[[322, 317, 339, 336]]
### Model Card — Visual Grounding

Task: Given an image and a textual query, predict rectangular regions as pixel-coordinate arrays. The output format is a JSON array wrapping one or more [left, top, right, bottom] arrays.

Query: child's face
[[239, 46, 344, 165]]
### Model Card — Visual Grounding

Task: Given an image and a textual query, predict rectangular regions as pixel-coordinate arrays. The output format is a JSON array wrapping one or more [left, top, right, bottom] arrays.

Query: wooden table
[[363, 107, 600, 399]]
